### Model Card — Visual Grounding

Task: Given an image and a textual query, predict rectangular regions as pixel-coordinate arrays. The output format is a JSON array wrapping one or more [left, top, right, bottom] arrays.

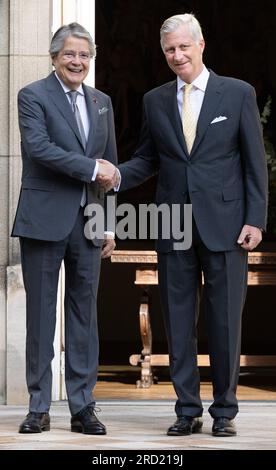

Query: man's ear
[[199, 39, 205, 54]]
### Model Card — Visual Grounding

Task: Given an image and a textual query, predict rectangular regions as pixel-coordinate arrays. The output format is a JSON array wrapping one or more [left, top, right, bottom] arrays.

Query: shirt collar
[[177, 66, 210, 93], [54, 71, 84, 95]]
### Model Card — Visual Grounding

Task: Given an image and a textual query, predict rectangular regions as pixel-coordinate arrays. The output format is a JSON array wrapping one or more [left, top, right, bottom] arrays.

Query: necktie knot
[[184, 83, 193, 95], [68, 90, 78, 109]]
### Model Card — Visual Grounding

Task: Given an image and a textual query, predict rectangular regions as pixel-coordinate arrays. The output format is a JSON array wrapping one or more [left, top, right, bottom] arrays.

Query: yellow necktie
[[182, 84, 197, 154]]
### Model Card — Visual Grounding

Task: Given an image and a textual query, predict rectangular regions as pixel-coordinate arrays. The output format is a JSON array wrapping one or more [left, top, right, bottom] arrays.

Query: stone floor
[[0, 400, 276, 451]]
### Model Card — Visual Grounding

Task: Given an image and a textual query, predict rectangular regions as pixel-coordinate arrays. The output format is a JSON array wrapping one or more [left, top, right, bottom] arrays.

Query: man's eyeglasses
[[62, 51, 91, 61]]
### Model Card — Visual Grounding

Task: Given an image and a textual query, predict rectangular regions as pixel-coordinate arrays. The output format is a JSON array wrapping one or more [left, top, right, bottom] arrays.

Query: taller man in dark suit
[[99, 13, 268, 436], [12, 23, 117, 435]]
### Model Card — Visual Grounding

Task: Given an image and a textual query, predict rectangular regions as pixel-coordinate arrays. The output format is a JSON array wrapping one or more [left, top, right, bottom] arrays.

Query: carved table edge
[[111, 251, 276, 265]]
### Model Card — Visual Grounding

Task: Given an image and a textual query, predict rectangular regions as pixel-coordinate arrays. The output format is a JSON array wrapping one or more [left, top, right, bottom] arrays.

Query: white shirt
[[177, 66, 210, 119]]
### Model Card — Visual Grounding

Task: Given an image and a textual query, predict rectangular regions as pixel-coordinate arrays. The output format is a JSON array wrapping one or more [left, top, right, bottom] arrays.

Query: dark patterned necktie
[[68, 90, 87, 206], [68, 90, 87, 149]]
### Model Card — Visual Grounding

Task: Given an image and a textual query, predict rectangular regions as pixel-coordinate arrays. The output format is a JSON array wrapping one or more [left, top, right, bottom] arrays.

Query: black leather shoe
[[71, 406, 106, 435], [212, 417, 237, 436], [167, 416, 203, 436], [19, 412, 50, 433]]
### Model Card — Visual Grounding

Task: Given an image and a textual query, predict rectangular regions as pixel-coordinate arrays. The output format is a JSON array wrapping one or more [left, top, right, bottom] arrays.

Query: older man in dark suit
[[12, 23, 117, 435], [99, 13, 268, 436]]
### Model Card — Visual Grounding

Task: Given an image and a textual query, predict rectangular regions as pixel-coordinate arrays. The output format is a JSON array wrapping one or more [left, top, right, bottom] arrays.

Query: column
[[6, 0, 52, 404]]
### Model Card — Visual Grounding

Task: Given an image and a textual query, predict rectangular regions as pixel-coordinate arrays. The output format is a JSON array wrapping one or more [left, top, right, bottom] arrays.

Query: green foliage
[[261, 96, 276, 234]]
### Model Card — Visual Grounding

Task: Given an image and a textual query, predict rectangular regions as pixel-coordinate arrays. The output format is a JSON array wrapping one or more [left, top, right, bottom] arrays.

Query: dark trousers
[[158, 220, 248, 419], [20, 208, 101, 415]]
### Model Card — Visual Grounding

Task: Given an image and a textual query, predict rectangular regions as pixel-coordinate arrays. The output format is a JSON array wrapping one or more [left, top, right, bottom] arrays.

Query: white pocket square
[[211, 116, 228, 124], [98, 107, 109, 115]]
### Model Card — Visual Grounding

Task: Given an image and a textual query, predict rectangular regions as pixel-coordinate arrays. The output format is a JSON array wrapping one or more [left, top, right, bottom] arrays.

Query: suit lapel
[[45, 72, 86, 151], [191, 71, 224, 156], [83, 85, 100, 156], [163, 81, 189, 158]]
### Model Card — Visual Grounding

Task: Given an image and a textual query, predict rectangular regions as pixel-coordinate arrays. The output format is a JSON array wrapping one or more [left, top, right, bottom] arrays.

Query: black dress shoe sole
[[71, 424, 106, 435], [212, 429, 237, 437], [19, 424, 50, 434], [167, 421, 203, 436]]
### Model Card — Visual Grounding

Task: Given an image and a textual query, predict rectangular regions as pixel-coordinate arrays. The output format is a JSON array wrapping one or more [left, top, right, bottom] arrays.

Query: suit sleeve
[[118, 99, 159, 191], [239, 86, 268, 229], [18, 87, 96, 183], [103, 97, 118, 231]]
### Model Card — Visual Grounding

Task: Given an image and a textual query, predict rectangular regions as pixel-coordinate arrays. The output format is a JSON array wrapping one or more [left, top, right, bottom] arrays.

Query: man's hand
[[97, 159, 116, 178], [237, 224, 262, 251], [101, 234, 116, 259], [96, 159, 120, 191]]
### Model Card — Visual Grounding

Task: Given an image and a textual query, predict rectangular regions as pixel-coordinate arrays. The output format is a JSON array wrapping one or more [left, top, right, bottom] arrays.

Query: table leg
[[136, 289, 153, 388]]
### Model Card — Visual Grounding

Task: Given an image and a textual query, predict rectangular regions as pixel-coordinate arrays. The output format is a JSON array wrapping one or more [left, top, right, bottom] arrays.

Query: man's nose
[[72, 54, 82, 64], [174, 49, 183, 61]]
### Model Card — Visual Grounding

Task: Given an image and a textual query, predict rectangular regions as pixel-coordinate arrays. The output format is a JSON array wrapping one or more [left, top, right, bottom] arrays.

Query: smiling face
[[52, 36, 91, 89], [162, 25, 205, 83]]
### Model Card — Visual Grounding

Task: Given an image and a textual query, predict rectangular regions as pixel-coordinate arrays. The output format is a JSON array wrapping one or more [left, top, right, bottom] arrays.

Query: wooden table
[[111, 250, 276, 388]]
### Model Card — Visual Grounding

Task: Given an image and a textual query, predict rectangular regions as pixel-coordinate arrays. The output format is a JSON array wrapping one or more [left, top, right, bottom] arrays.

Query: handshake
[[96, 159, 120, 192]]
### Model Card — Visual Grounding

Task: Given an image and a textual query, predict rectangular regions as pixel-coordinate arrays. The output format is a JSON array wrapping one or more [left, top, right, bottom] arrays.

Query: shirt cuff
[[91, 161, 99, 181], [113, 169, 121, 192], [104, 231, 115, 239]]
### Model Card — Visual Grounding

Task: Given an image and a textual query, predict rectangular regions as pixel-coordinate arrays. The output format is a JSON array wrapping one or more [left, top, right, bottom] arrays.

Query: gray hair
[[160, 13, 203, 49], [49, 22, 96, 58]]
